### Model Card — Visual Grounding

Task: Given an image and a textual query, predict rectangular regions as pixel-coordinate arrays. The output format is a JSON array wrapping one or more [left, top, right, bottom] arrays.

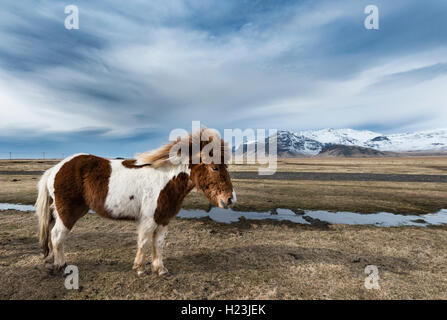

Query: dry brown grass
[[0, 210, 446, 299], [0, 159, 58, 172], [2, 157, 447, 175], [230, 157, 447, 175], [1, 158, 447, 214], [3, 175, 446, 214], [1, 157, 447, 300], [0, 175, 38, 205], [224, 179, 447, 214]]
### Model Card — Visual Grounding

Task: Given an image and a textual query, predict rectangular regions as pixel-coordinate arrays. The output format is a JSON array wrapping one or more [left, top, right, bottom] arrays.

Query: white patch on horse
[[105, 160, 191, 220]]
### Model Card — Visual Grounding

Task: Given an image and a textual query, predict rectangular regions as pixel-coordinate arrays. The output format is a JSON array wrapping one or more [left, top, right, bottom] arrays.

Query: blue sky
[[0, 0, 446, 158]]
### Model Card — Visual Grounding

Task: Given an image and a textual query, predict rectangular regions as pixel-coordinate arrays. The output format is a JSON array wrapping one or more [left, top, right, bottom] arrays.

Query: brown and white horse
[[35, 128, 235, 277]]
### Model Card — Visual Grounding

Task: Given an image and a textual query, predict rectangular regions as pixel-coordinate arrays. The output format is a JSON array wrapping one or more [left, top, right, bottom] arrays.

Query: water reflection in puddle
[[1, 203, 447, 227], [0, 203, 35, 211], [178, 207, 447, 227], [178, 208, 311, 225]]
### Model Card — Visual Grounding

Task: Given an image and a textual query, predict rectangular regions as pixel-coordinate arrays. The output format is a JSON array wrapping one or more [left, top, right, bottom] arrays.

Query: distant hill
[[233, 128, 447, 158], [317, 144, 393, 158], [296, 128, 447, 152]]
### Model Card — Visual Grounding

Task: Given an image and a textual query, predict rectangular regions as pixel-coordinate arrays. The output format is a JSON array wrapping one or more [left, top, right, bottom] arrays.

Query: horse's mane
[[135, 128, 230, 168]]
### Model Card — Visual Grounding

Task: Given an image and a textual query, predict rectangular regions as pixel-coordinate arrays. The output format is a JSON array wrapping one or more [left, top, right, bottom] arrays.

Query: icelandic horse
[[35, 128, 236, 277]]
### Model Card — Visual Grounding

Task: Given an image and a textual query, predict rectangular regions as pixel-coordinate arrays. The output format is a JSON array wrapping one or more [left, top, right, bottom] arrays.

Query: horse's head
[[184, 128, 236, 209], [190, 163, 235, 209], [135, 127, 236, 208], [186, 128, 235, 208]]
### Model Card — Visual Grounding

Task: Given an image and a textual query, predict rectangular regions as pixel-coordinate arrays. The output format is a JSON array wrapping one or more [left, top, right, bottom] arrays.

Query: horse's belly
[[106, 194, 142, 219]]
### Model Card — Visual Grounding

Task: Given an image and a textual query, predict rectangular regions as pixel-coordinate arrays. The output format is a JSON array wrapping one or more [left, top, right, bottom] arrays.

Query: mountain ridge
[[234, 128, 447, 157]]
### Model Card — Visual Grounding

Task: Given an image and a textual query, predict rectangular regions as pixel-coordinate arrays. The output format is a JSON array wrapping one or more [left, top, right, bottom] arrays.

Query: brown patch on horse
[[154, 173, 195, 226], [54, 155, 112, 229], [189, 163, 234, 207], [121, 159, 152, 169]]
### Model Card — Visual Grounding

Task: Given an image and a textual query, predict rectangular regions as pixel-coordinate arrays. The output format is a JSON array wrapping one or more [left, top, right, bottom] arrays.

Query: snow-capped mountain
[[276, 131, 323, 155], [235, 128, 447, 156], [298, 128, 447, 152], [363, 129, 447, 152], [235, 131, 324, 156], [298, 128, 380, 146]]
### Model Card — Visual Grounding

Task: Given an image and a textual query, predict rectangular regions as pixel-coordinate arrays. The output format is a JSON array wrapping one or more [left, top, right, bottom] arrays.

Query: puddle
[[178, 208, 311, 225], [1, 203, 447, 227], [178, 207, 447, 227], [0, 203, 35, 211], [303, 210, 447, 227]]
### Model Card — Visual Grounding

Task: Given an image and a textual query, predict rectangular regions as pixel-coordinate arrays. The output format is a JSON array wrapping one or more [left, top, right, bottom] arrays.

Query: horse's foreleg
[[133, 218, 156, 276], [152, 224, 169, 277]]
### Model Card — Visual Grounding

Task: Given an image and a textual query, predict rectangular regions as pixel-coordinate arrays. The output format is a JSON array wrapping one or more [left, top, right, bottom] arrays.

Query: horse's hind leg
[[50, 214, 69, 272], [48, 203, 88, 273], [44, 219, 55, 269]]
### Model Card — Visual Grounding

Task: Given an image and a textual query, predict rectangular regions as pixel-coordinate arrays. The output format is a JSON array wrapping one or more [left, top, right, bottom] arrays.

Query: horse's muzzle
[[218, 192, 236, 209]]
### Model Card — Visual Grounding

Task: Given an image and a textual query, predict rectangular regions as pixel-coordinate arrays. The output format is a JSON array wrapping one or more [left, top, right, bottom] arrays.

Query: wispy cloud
[[0, 0, 446, 156]]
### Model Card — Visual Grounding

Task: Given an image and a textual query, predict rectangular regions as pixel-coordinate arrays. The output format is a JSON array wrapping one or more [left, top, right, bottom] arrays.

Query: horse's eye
[[212, 166, 219, 171]]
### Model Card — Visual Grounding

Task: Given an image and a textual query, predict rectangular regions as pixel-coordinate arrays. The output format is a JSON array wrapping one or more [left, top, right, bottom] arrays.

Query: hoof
[[153, 264, 172, 279], [46, 263, 66, 276], [160, 272, 172, 279], [133, 263, 150, 277], [57, 263, 68, 270], [137, 270, 150, 277], [158, 269, 172, 279], [55, 263, 67, 273]]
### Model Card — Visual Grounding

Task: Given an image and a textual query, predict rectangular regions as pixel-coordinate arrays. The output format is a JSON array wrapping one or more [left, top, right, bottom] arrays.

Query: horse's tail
[[35, 169, 53, 258]]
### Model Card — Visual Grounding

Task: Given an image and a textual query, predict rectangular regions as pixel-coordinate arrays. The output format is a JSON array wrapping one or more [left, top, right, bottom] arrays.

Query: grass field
[[231, 157, 447, 175], [2, 157, 447, 214], [0, 157, 447, 299], [1, 210, 446, 299]]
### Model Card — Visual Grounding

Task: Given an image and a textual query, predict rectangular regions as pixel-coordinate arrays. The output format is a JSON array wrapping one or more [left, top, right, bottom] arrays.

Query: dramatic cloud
[[0, 0, 446, 157]]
